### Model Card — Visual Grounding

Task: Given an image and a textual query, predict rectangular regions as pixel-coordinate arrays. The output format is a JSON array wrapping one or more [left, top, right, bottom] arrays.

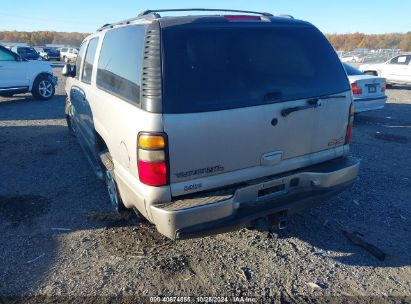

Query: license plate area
[[258, 184, 285, 197], [367, 85, 377, 93]]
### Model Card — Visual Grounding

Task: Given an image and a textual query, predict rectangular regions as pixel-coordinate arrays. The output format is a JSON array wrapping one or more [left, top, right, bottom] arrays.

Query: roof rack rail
[[97, 12, 160, 31], [139, 8, 273, 17], [277, 14, 294, 19], [97, 8, 275, 31]]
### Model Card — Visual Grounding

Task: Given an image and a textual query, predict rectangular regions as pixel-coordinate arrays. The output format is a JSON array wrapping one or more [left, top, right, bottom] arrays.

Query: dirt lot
[[1, 69, 410, 303]]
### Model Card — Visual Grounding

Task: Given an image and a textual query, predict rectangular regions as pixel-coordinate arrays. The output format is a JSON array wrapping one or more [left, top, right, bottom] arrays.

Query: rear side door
[[160, 23, 351, 195], [0, 47, 28, 89], [69, 38, 104, 173]]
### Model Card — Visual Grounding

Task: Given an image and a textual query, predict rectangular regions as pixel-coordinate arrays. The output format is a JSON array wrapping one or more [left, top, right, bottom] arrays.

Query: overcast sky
[[0, 0, 410, 34]]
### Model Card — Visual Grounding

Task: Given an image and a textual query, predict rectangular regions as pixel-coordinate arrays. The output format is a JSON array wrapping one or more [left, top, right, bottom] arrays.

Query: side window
[[75, 42, 87, 80], [390, 55, 409, 65], [0, 48, 16, 61], [82, 38, 99, 84], [97, 25, 145, 104]]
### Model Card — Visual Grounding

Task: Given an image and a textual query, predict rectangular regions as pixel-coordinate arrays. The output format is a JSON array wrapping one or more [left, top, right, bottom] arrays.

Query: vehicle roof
[[157, 15, 310, 28], [96, 10, 312, 33]]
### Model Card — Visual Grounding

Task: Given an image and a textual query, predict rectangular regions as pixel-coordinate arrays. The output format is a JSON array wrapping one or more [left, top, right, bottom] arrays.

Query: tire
[[100, 152, 126, 212], [31, 74, 55, 100], [65, 98, 76, 136], [66, 114, 76, 136]]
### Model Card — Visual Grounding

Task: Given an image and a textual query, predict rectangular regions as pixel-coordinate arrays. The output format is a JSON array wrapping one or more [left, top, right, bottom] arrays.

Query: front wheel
[[31, 74, 55, 100]]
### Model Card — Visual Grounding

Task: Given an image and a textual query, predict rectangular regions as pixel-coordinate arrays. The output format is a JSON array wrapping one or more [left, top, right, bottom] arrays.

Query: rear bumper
[[151, 156, 360, 240], [354, 96, 387, 113]]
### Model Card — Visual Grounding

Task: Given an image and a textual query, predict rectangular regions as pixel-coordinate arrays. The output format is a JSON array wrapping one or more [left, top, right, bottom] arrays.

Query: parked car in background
[[11, 46, 41, 60], [63, 9, 359, 240], [60, 47, 78, 62], [37, 47, 60, 61], [341, 56, 360, 63], [343, 63, 387, 113], [0, 45, 57, 100], [359, 54, 411, 86]]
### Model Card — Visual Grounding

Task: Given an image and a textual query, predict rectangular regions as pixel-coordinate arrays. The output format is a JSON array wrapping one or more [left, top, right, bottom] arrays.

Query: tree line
[[0, 31, 89, 47], [326, 32, 411, 51], [1, 30, 411, 51]]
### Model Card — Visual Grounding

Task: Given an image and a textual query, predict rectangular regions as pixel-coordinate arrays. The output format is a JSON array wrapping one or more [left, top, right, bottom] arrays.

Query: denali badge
[[175, 165, 224, 178], [184, 183, 203, 192]]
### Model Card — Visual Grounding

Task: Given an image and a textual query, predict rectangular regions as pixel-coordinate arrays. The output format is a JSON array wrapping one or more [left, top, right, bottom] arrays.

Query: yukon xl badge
[[175, 165, 224, 178]]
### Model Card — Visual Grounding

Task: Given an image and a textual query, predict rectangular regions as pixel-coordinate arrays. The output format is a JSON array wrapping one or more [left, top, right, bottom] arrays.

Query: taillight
[[351, 83, 362, 95], [137, 132, 168, 186], [381, 81, 386, 92], [345, 103, 355, 144]]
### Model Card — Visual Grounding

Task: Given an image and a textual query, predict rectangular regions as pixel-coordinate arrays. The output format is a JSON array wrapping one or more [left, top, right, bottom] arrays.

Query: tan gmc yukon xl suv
[[63, 9, 360, 239]]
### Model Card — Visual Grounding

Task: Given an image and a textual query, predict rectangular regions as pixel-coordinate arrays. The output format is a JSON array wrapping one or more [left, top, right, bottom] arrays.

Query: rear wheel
[[100, 152, 126, 212], [32, 74, 55, 100]]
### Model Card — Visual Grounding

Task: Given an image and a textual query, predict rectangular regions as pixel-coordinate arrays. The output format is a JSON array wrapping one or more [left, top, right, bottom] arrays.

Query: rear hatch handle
[[281, 98, 321, 117]]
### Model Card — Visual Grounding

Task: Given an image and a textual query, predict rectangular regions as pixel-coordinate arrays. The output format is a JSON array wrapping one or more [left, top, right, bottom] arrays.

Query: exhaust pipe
[[268, 211, 288, 230], [277, 218, 287, 230], [252, 211, 288, 231]]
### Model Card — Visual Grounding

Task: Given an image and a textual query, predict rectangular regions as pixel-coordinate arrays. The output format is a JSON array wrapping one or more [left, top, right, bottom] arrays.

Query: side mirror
[[62, 64, 76, 77]]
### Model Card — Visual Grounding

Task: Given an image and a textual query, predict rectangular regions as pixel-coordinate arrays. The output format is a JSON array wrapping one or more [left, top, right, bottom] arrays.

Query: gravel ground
[[0, 69, 410, 303]]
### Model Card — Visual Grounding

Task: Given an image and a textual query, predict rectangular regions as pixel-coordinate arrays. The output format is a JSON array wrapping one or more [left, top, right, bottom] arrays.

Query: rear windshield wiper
[[281, 98, 321, 117], [281, 95, 346, 117]]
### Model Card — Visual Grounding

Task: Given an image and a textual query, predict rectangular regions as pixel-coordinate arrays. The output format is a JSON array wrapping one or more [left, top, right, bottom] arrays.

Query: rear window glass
[[343, 63, 364, 76], [97, 25, 145, 105], [162, 25, 350, 113]]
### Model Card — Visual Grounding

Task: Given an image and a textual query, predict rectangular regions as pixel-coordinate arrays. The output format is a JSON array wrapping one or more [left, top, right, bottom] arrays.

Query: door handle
[[261, 151, 283, 166]]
